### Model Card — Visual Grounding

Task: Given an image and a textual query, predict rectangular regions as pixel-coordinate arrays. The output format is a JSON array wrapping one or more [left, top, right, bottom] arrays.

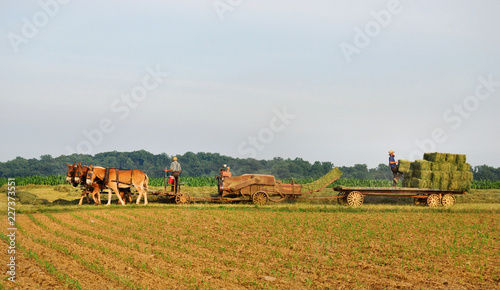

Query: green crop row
[[0, 175, 67, 186], [470, 179, 500, 190], [1, 175, 499, 189], [148, 176, 217, 187]]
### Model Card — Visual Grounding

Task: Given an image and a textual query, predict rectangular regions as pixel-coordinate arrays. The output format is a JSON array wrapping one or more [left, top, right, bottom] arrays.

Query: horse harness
[[109, 168, 134, 186]]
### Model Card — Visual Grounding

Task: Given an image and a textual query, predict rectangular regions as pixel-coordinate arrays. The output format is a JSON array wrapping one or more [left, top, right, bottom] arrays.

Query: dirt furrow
[[14, 215, 124, 289], [48, 211, 249, 288], [30, 213, 191, 289], [0, 239, 69, 289]]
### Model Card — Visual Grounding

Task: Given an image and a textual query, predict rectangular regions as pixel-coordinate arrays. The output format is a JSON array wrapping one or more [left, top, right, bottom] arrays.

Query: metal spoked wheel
[[175, 192, 190, 204], [346, 191, 363, 207], [252, 191, 268, 206], [337, 192, 347, 205], [426, 194, 441, 207], [441, 194, 456, 207]]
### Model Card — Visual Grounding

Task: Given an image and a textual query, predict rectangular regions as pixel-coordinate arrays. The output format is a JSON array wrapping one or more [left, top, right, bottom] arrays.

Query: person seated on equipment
[[220, 164, 231, 178], [165, 156, 182, 193]]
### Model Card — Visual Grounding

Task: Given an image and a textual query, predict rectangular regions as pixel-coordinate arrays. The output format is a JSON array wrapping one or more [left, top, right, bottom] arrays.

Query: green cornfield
[[1, 175, 499, 189], [0, 175, 66, 186], [470, 179, 500, 189]]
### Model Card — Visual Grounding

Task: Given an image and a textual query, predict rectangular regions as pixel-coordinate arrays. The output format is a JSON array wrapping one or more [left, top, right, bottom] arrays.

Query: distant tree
[[473, 165, 500, 181], [310, 161, 324, 177], [1, 151, 499, 181], [369, 164, 392, 180], [124, 158, 135, 169]]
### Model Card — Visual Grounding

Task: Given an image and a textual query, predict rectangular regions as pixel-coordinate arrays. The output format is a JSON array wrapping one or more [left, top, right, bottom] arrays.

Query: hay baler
[[216, 168, 342, 205]]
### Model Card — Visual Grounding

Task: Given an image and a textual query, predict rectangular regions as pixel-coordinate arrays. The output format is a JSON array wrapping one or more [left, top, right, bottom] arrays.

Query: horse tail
[[143, 174, 149, 191]]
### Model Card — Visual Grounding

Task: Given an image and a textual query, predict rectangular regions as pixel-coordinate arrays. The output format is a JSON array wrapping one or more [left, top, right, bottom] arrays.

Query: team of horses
[[65, 162, 149, 205]]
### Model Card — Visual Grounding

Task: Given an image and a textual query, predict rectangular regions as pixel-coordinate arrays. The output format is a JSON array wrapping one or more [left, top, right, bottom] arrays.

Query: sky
[[1, 0, 500, 168]]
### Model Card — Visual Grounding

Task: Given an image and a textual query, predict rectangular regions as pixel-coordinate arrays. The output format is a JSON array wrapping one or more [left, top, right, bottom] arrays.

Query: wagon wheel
[[426, 194, 441, 207], [252, 191, 268, 206], [175, 192, 190, 204], [337, 192, 347, 205], [441, 194, 456, 207], [346, 191, 363, 207]]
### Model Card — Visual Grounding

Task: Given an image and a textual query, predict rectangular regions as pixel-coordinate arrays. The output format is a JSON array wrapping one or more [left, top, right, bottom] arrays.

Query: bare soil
[[1, 204, 499, 289]]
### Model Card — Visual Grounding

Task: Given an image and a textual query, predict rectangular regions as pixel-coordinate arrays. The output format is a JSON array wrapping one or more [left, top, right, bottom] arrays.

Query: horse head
[[86, 164, 98, 186], [74, 162, 85, 184], [66, 162, 77, 186]]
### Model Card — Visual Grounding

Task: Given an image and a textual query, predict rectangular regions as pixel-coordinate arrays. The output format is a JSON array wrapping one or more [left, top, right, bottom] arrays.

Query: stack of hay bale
[[398, 153, 472, 191]]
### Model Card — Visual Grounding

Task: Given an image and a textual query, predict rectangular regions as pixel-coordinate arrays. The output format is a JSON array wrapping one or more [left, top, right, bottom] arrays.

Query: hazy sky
[[1, 0, 499, 168]]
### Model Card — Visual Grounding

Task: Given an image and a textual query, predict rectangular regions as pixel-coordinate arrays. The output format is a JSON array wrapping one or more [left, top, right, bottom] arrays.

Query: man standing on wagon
[[389, 150, 402, 187], [165, 156, 182, 193]]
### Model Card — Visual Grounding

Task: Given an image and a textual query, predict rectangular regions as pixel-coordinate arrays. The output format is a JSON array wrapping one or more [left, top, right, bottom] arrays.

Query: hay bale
[[457, 163, 471, 172], [401, 153, 472, 191], [410, 178, 429, 188], [447, 171, 473, 191], [430, 180, 441, 189], [402, 170, 412, 187], [445, 154, 457, 163], [452, 171, 473, 182], [410, 160, 432, 171], [467, 171, 473, 182], [398, 159, 411, 173], [300, 167, 342, 194], [412, 170, 432, 180], [448, 180, 459, 190], [433, 162, 456, 171], [440, 179, 450, 190], [424, 153, 446, 163], [455, 154, 467, 164], [431, 162, 441, 171], [431, 172, 442, 183], [448, 177, 471, 191]]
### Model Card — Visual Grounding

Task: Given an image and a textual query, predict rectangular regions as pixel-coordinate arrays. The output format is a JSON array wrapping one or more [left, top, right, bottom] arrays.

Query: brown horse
[[75, 163, 133, 205], [86, 165, 149, 205], [65, 163, 78, 187], [73, 163, 105, 205]]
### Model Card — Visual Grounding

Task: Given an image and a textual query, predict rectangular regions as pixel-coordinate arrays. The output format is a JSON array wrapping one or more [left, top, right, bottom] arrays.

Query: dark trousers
[[391, 166, 402, 186], [171, 171, 180, 193]]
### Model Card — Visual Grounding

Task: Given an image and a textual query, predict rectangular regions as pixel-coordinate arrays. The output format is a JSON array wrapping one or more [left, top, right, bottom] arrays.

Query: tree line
[[0, 150, 498, 181]]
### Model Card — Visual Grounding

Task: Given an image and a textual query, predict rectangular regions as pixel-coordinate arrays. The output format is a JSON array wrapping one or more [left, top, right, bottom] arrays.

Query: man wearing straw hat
[[165, 156, 182, 193], [389, 150, 402, 187]]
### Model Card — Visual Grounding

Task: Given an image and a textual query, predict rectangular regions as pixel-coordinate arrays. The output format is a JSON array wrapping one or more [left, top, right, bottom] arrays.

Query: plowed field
[[2, 204, 500, 289]]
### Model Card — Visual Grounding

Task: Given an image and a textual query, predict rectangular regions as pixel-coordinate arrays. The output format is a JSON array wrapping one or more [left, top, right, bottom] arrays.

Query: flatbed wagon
[[333, 186, 466, 207]]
